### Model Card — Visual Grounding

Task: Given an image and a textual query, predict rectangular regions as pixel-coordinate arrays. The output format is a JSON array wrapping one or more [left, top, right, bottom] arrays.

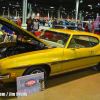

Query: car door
[[89, 36, 100, 65], [62, 35, 93, 71]]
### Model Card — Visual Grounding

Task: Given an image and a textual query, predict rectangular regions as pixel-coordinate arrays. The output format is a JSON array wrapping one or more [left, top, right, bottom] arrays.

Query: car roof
[[46, 29, 100, 38]]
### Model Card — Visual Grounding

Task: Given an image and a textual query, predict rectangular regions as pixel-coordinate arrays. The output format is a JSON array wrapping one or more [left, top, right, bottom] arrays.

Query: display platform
[[0, 67, 100, 100]]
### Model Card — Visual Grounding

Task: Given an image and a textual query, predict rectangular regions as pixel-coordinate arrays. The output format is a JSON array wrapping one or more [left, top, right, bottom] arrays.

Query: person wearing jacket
[[84, 23, 88, 32], [90, 22, 95, 33]]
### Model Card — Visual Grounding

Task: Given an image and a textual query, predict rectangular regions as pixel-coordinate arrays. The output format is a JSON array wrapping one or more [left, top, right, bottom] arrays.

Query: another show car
[[52, 25, 83, 31], [0, 17, 100, 84]]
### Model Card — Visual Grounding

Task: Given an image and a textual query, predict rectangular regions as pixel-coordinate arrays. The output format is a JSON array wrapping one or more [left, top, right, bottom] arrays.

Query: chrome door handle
[[71, 48, 75, 50], [89, 50, 93, 52]]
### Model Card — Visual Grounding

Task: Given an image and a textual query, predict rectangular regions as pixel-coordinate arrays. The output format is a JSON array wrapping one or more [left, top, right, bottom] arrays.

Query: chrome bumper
[[0, 74, 10, 79]]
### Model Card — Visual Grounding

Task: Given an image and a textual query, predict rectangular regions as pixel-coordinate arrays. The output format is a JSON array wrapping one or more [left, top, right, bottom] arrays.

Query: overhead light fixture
[[80, 0, 83, 3], [50, 7, 54, 8], [98, 3, 100, 5], [35, 4, 37, 6], [88, 5, 92, 7], [9, 3, 11, 5], [2, 7, 5, 8], [90, 7, 92, 9]]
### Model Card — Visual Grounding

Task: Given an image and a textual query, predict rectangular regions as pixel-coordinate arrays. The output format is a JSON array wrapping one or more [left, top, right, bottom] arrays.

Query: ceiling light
[[80, 0, 83, 3], [2, 7, 5, 8], [35, 4, 37, 6], [88, 5, 92, 7], [50, 7, 54, 8], [98, 3, 100, 5]]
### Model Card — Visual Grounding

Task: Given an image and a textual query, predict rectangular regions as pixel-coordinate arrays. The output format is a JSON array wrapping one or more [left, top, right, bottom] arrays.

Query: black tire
[[95, 63, 100, 71], [23, 66, 48, 81]]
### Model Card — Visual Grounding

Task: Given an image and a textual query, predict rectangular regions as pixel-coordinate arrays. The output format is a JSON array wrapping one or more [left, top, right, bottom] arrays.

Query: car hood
[[0, 17, 51, 47]]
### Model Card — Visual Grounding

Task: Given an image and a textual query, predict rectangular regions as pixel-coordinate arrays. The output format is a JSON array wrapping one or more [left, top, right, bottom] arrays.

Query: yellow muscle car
[[0, 17, 100, 84]]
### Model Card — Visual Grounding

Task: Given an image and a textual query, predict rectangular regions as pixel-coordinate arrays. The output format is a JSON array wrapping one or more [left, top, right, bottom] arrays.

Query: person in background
[[59, 21, 63, 25], [16, 17, 22, 27], [26, 17, 32, 31], [63, 20, 65, 25], [84, 23, 88, 32], [32, 19, 39, 31], [1, 18, 14, 41], [65, 20, 69, 25], [48, 19, 51, 27], [52, 19, 57, 26], [90, 22, 95, 33], [16, 17, 22, 39], [43, 19, 45, 26]]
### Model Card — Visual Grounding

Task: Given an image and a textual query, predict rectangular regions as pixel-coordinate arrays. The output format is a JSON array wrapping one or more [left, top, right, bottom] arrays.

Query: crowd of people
[[1, 17, 22, 42], [0, 17, 97, 42], [84, 21, 95, 33]]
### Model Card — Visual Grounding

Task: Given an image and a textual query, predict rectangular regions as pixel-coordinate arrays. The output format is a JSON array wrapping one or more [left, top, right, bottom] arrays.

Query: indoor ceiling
[[0, 0, 100, 20]]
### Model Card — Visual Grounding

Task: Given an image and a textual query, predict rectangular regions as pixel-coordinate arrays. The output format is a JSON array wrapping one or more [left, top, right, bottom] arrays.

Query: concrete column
[[79, 11, 82, 22], [48, 11, 49, 20], [16, 10, 17, 17], [72, 16, 73, 21], [75, 0, 79, 26], [22, 0, 25, 24], [22, 0, 27, 25], [97, 13, 99, 18], [29, 4, 31, 17], [67, 13, 69, 20], [8, 7, 9, 17], [61, 14, 62, 20], [58, 8, 60, 20], [3, 10, 5, 17], [18, 12, 19, 18], [25, 0, 27, 24]]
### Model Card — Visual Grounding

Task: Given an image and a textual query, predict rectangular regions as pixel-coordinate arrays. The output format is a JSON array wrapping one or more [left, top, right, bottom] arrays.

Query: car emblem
[[25, 79, 37, 87]]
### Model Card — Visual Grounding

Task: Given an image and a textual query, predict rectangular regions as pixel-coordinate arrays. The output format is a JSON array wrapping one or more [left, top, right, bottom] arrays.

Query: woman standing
[[84, 23, 88, 32]]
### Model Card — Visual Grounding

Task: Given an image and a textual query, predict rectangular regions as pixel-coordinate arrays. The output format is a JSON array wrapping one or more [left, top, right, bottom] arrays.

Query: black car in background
[[52, 25, 83, 31]]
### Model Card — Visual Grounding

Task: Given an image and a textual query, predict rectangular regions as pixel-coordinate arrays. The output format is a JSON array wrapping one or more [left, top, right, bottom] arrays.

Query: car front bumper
[[0, 74, 10, 80]]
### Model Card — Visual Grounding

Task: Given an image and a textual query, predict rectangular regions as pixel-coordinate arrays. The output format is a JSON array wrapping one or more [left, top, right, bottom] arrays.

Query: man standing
[[90, 22, 95, 33], [48, 19, 51, 27], [32, 19, 39, 31], [53, 19, 57, 26], [27, 17, 32, 31]]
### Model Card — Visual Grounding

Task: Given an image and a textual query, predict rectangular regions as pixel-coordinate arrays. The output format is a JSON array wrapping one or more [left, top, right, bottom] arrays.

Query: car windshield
[[39, 30, 70, 48]]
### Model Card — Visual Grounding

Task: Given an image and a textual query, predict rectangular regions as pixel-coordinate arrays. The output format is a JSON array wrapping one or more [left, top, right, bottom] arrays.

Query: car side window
[[89, 36, 99, 47], [68, 35, 90, 48]]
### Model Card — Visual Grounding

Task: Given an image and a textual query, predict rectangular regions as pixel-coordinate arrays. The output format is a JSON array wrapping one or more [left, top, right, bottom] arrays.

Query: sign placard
[[16, 72, 45, 98]]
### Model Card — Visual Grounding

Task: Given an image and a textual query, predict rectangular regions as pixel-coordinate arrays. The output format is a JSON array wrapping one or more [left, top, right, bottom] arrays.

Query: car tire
[[23, 66, 48, 82], [95, 63, 100, 71]]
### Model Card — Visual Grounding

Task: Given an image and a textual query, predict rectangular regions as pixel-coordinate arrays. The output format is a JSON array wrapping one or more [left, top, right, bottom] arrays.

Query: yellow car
[[0, 17, 100, 84]]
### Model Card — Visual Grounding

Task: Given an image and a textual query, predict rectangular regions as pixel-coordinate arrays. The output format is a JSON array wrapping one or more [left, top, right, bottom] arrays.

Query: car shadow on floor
[[45, 67, 99, 89], [0, 67, 99, 100]]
